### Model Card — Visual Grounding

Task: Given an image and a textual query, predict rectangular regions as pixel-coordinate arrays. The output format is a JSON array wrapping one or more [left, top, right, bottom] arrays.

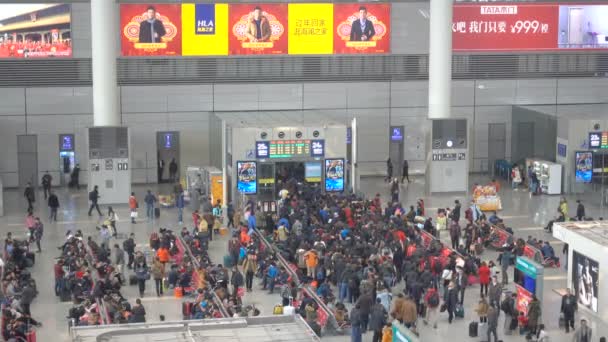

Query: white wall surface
[[0, 78, 607, 187]]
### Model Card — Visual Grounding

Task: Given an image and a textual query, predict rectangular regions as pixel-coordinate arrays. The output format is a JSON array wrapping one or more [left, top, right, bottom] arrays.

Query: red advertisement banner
[[120, 4, 182, 56], [333, 3, 390, 54], [228, 4, 288, 55], [523, 244, 543, 264], [515, 284, 533, 316], [453, 4, 558, 51]]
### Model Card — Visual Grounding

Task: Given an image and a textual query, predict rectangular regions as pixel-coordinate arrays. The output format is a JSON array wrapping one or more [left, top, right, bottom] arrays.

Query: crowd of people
[[11, 173, 607, 342], [1, 232, 41, 341], [208, 181, 605, 342], [0, 40, 71, 58]]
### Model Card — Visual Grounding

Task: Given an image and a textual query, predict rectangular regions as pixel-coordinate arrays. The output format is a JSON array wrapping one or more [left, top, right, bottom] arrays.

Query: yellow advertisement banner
[[288, 4, 333, 55], [182, 4, 228, 56]]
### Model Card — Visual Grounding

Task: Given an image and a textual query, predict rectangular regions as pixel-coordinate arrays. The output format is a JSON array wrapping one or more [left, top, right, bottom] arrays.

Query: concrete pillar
[[91, 0, 120, 126], [428, 0, 453, 119]]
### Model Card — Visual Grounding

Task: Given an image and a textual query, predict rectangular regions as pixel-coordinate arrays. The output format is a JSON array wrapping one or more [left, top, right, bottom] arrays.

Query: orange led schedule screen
[[228, 4, 288, 55], [120, 4, 182, 56], [333, 3, 390, 54]]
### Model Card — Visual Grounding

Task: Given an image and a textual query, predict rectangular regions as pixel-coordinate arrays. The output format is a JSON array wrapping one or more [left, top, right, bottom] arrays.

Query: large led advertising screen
[[453, 3, 608, 51], [120, 4, 182, 56], [0, 4, 72, 58], [121, 3, 391, 56], [237, 161, 257, 194], [572, 250, 599, 313], [228, 4, 288, 55], [333, 3, 390, 54], [575, 151, 593, 183], [325, 158, 345, 192], [288, 4, 333, 55], [182, 3, 229, 56]]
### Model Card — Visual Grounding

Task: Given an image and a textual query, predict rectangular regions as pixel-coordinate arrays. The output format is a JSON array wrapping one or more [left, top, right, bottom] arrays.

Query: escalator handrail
[[176, 235, 230, 318], [83, 243, 110, 325], [252, 228, 339, 331]]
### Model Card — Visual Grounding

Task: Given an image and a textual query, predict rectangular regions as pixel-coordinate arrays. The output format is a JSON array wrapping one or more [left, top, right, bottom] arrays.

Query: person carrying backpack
[[424, 287, 440, 329], [24, 182, 35, 212], [123, 233, 136, 269], [88, 185, 102, 216], [41, 171, 52, 200]]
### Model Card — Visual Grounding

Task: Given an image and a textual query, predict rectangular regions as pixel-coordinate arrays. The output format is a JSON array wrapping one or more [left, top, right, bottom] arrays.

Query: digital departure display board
[[256, 139, 325, 159], [588, 132, 608, 149], [269, 140, 310, 158]]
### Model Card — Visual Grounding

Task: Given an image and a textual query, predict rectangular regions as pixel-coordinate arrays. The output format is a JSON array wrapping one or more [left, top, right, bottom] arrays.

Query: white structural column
[[428, 0, 453, 119], [351, 118, 358, 193], [91, 0, 120, 126], [221, 120, 228, 207]]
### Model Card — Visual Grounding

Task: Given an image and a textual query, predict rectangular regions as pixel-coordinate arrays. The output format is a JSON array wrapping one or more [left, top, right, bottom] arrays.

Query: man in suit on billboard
[[350, 6, 375, 42], [139, 6, 167, 43]]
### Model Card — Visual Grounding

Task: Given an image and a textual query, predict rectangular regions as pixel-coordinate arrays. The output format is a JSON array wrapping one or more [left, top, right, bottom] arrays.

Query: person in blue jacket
[[176, 191, 185, 224], [264, 262, 279, 294]]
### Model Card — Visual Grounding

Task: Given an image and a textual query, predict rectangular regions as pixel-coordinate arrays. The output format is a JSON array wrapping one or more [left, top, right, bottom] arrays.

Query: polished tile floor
[[0, 176, 606, 341]]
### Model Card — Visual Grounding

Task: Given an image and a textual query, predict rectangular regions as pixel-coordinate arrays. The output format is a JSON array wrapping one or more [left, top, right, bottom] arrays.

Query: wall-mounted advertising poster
[[182, 3, 229, 56], [121, 4, 182, 56], [557, 5, 608, 50], [237, 161, 257, 194], [453, 4, 557, 51], [575, 151, 593, 183], [572, 250, 599, 313], [288, 4, 333, 54], [333, 3, 390, 54], [325, 158, 345, 192], [228, 4, 288, 55], [515, 284, 533, 316], [0, 4, 72, 58], [453, 3, 608, 51]]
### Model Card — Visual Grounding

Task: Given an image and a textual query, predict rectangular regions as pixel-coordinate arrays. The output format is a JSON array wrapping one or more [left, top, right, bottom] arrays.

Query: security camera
[[594, 123, 601, 130]]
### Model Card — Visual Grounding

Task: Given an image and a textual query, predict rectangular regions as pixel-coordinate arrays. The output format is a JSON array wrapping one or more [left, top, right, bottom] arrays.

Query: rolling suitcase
[[27, 252, 35, 264], [59, 288, 72, 302], [129, 274, 138, 286], [455, 304, 464, 318], [469, 321, 478, 337], [478, 323, 488, 342], [283, 305, 295, 315], [223, 255, 234, 268], [182, 302, 193, 319], [154, 207, 161, 218]]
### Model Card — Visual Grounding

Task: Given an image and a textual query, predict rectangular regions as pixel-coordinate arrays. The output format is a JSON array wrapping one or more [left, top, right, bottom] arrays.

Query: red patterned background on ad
[[120, 4, 182, 56], [228, 4, 288, 55], [333, 3, 390, 54], [453, 4, 558, 51]]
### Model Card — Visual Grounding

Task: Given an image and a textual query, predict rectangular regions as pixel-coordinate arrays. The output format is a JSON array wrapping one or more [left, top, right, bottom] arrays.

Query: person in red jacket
[[424, 287, 440, 329], [157, 246, 170, 266], [478, 261, 491, 297]]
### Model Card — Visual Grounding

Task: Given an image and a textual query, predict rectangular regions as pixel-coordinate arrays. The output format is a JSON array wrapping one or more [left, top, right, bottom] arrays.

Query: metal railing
[[83, 243, 110, 325], [251, 228, 340, 333], [176, 235, 230, 318]]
